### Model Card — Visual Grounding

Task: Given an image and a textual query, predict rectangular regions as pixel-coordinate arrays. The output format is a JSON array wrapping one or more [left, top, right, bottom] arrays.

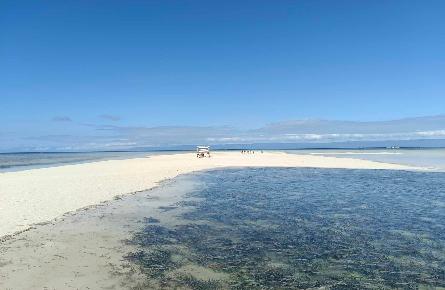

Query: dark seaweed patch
[[158, 206, 177, 212], [125, 249, 176, 279], [144, 217, 160, 223]]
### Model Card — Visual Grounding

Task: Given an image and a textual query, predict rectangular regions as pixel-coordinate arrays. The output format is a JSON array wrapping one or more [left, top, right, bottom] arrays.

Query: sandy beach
[[0, 152, 442, 289], [0, 151, 417, 239]]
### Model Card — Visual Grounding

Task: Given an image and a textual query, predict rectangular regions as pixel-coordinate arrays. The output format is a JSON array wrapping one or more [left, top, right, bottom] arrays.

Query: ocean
[[287, 148, 445, 171], [0, 151, 173, 172]]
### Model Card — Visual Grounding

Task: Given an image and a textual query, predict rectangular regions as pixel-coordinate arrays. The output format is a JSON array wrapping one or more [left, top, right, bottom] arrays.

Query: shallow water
[[0, 151, 181, 172], [126, 168, 445, 289], [1, 168, 444, 289], [287, 148, 445, 171]]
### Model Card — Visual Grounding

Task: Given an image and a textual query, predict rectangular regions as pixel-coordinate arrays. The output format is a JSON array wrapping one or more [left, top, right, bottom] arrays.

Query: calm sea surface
[[287, 148, 445, 171], [0, 151, 180, 172]]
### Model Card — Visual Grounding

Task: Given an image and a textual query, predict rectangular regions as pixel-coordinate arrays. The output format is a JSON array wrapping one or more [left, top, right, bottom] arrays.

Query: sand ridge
[[0, 151, 418, 238]]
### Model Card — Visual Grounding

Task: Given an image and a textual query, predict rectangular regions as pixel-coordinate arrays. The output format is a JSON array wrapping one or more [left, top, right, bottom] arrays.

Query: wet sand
[[0, 175, 201, 289]]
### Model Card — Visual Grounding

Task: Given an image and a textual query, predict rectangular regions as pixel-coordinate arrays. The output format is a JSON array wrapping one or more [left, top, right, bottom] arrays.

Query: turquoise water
[[287, 148, 445, 171], [126, 168, 445, 289]]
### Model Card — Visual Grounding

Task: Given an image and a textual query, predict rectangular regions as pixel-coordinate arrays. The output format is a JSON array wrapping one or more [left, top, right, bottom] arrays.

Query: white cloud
[[3, 115, 445, 151], [414, 130, 445, 137]]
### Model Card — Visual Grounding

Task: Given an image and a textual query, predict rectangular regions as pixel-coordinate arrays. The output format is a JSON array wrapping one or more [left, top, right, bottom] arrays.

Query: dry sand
[[0, 151, 418, 238]]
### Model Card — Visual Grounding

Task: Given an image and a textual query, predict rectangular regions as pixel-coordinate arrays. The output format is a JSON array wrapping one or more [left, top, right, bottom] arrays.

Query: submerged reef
[[125, 168, 445, 289]]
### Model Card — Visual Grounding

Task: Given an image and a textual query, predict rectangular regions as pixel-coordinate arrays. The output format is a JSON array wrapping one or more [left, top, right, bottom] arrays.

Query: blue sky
[[1, 1, 445, 151]]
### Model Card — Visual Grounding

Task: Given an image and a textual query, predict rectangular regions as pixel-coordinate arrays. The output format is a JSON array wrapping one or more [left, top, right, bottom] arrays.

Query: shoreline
[[0, 174, 199, 289], [0, 151, 423, 238]]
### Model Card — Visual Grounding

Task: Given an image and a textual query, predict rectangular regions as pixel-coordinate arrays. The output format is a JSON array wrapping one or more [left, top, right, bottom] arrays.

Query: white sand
[[0, 151, 418, 238]]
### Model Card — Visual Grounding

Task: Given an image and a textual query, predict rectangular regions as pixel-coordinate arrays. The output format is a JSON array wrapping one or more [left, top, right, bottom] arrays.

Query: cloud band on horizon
[[2, 115, 445, 152]]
